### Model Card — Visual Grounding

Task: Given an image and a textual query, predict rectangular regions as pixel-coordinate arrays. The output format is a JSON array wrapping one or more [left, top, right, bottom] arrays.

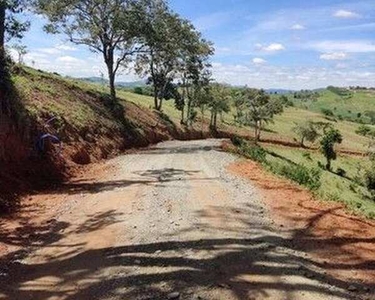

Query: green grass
[[265, 107, 375, 152], [264, 145, 375, 219], [292, 89, 375, 123]]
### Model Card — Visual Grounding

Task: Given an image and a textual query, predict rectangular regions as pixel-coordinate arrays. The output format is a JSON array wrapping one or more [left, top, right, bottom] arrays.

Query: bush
[[133, 87, 143, 95], [364, 168, 375, 199], [336, 168, 347, 177], [302, 152, 312, 160], [231, 136, 245, 147], [269, 162, 322, 190], [356, 125, 373, 137], [242, 144, 267, 163], [321, 108, 334, 117]]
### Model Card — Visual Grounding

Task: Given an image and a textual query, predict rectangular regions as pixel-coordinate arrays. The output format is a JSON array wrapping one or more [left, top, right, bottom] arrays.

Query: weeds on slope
[[230, 136, 375, 219], [232, 136, 321, 191]]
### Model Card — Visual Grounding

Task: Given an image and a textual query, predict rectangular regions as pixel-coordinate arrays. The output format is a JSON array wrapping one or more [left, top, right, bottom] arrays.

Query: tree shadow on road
[[37, 168, 216, 196], [1, 202, 374, 300]]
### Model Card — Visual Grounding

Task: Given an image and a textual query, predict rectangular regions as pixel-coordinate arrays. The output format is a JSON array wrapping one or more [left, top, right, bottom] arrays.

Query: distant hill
[[265, 89, 296, 95], [76, 77, 146, 88]]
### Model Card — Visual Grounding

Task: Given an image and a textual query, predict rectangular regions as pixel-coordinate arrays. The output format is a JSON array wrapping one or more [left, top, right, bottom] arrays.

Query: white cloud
[[291, 24, 305, 30], [333, 10, 360, 19], [320, 52, 348, 60], [309, 40, 375, 53], [256, 43, 285, 52], [37, 47, 62, 55], [211, 62, 375, 89], [56, 56, 83, 63], [56, 44, 77, 51], [252, 57, 267, 64]]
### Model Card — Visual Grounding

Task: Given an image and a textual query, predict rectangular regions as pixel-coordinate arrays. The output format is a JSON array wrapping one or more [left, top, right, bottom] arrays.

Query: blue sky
[[9, 0, 375, 89]]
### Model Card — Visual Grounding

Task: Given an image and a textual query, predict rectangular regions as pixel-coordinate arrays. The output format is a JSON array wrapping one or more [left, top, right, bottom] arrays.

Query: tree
[[178, 35, 213, 124], [36, 0, 141, 105], [232, 89, 245, 123], [209, 83, 231, 131], [11, 42, 26, 64], [0, 0, 29, 83], [241, 88, 283, 142], [365, 111, 375, 125], [320, 128, 343, 171], [293, 121, 319, 147], [135, 1, 212, 112], [0, 0, 29, 114], [135, 2, 183, 111]]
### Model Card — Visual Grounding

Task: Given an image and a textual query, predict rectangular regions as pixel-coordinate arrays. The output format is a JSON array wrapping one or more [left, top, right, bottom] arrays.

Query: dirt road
[[0, 140, 362, 299]]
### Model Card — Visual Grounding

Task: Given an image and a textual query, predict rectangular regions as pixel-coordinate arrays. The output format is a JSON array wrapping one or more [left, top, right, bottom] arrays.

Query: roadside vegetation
[[231, 136, 375, 219]]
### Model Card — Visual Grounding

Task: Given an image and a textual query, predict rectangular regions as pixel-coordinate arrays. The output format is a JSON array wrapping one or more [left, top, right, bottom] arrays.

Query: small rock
[[167, 292, 180, 299], [134, 259, 141, 264], [154, 250, 162, 255], [348, 285, 357, 292]]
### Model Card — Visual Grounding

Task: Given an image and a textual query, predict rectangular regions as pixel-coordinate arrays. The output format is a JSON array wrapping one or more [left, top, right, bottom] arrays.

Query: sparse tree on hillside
[[320, 128, 343, 171], [232, 89, 245, 123], [365, 111, 375, 125], [135, 2, 185, 111], [241, 88, 284, 143], [11, 42, 26, 64], [209, 83, 231, 131], [36, 0, 142, 105], [0, 0, 29, 111], [135, 1, 213, 113], [293, 121, 319, 147]]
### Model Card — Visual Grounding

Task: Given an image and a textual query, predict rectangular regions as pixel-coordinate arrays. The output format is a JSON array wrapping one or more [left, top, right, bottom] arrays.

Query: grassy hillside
[[291, 88, 375, 124], [0, 67, 230, 211], [264, 145, 375, 219], [2, 67, 375, 217]]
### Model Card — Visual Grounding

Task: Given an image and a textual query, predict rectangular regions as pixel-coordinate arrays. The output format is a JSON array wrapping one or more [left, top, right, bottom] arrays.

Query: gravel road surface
[[1, 139, 359, 300]]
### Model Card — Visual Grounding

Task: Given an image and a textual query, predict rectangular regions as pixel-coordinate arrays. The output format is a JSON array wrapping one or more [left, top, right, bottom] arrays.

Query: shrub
[[364, 168, 375, 199], [133, 87, 143, 95], [231, 136, 245, 147], [321, 108, 334, 117], [336, 168, 347, 177], [356, 125, 373, 137], [302, 152, 312, 160], [269, 162, 321, 190], [241, 143, 267, 163]]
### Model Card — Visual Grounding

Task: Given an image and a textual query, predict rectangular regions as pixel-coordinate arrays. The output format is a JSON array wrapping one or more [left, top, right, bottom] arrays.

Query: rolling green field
[[292, 88, 375, 123], [264, 145, 375, 219]]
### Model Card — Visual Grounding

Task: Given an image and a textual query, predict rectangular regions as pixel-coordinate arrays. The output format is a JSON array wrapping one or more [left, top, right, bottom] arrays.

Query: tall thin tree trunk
[[105, 51, 117, 104], [157, 97, 163, 111], [254, 122, 260, 143], [153, 86, 158, 109], [213, 112, 217, 131], [326, 159, 331, 171], [0, 1, 7, 113], [180, 105, 185, 124]]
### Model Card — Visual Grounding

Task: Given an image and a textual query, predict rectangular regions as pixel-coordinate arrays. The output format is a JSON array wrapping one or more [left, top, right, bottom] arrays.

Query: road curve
[[1, 139, 357, 300]]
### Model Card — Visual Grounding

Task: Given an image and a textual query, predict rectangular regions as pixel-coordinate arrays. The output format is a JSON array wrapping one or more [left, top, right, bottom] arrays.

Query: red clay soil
[[227, 158, 375, 287]]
